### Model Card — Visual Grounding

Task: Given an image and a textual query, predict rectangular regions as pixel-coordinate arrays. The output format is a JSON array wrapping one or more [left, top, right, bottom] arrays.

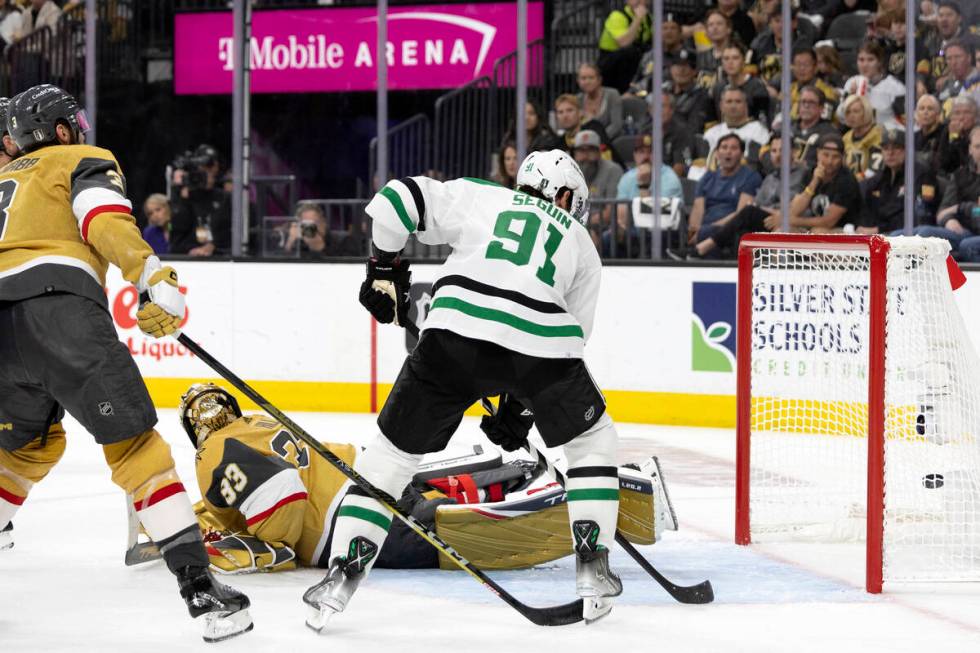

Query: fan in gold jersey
[[180, 383, 678, 576]]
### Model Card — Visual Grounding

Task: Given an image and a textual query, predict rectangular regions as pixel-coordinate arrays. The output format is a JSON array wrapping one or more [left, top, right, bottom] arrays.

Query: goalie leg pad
[[563, 414, 620, 552]]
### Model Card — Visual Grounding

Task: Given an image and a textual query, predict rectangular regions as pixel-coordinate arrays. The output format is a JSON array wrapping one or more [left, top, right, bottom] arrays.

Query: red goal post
[[735, 232, 979, 593]]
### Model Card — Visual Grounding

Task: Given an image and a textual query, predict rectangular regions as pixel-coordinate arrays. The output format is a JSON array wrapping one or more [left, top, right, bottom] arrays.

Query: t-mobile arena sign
[[174, 3, 544, 94]]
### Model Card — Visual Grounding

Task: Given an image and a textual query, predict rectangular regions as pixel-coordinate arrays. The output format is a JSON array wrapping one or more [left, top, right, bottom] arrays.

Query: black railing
[[433, 75, 494, 180], [2, 21, 85, 99], [491, 38, 546, 142], [369, 113, 433, 183]]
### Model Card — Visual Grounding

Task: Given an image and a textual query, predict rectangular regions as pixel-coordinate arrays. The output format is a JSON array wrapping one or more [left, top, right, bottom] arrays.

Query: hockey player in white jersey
[[303, 150, 622, 628]]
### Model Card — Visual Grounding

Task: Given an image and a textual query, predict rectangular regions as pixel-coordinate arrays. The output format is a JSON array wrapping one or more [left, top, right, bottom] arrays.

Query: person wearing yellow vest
[[597, 0, 652, 93]]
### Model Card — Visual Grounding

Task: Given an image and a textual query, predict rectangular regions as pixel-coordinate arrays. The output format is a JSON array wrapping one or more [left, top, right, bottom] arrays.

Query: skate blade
[[0, 537, 13, 551], [202, 608, 254, 643], [305, 604, 340, 634], [583, 597, 614, 624]]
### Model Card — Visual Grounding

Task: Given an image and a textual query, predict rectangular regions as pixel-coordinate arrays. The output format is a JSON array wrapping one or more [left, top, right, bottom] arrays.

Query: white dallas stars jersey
[[367, 177, 601, 359]]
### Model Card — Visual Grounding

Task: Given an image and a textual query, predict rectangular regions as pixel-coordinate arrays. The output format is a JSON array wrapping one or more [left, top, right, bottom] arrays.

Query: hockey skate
[[303, 536, 378, 633], [0, 521, 12, 551], [177, 565, 253, 643], [573, 520, 622, 624]]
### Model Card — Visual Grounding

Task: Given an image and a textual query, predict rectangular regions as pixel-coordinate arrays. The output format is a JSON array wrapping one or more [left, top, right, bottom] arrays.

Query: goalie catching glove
[[136, 256, 185, 338], [480, 394, 535, 452], [206, 532, 297, 575], [359, 250, 411, 325]]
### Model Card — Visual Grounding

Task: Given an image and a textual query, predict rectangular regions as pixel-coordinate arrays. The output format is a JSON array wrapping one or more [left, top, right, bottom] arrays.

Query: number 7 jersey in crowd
[[195, 415, 357, 568], [367, 177, 601, 359]]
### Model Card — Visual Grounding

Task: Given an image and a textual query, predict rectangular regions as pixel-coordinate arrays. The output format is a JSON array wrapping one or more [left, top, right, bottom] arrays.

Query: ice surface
[[3, 412, 980, 652]]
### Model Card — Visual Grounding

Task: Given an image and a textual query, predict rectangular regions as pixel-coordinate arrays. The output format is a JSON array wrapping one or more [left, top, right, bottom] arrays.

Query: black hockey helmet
[[179, 383, 243, 448], [6, 84, 90, 153]]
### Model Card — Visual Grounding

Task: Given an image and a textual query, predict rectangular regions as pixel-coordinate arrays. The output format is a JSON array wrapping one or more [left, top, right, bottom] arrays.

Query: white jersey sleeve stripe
[[71, 186, 132, 229]]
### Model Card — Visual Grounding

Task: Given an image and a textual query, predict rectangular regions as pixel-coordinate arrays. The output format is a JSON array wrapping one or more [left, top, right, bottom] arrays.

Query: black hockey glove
[[480, 394, 535, 452], [359, 253, 411, 325]]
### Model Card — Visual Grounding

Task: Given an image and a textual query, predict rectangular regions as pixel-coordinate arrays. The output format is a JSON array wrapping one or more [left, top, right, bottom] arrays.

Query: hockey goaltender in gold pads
[[175, 383, 678, 574]]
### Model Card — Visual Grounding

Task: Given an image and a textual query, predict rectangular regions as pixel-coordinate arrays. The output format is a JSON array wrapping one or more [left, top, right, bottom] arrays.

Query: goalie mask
[[179, 383, 242, 448], [515, 149, 590, 224]]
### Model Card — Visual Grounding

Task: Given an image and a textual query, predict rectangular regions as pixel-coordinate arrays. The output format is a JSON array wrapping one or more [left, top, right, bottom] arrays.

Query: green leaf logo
[[692, 315, 735, 372]]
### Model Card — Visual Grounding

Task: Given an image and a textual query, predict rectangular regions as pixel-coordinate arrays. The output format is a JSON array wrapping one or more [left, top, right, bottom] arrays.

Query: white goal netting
[[746, 236, 980, 582]]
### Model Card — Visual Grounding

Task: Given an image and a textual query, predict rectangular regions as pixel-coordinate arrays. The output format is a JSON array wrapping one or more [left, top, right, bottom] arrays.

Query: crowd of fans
[[489, 0, 980, 261]]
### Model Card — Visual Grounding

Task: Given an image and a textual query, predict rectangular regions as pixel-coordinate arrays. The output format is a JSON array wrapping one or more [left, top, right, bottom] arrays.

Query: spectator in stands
[[684, 132, 805, 258], [597, 0, 652, 94], [936, 95, 978, 175], [716, 0, 756, 49], [640, 93, 695, 178], [787, 47, 839, 123], [915, 94, 945, 163], [169, 144, 231, 257], [749, 6, 816, 91], [141, 194, 171, 255], [502, 101, 561, 153], [684, 133, 762, 248], [919, 1, 979, 83], [664, 48, 711, 132], [788, 85, 839, 166], [553, 93, 622, 166], [709, 45, 771, 125], [0, 0, 23, 47], [697, 10, 739, 90], [839, 40, 906, 130], [577, 62, 625, 140], [785, 132, 862, 231], [815, 45, 846, 89], [605, 134, 683, 257], [19, 0, 59, 37], [627, 13, 684, 97], [573, 130, 624, 245], [493, 141, 518, 189], [922, 125, 980, 255], [281, 201, 361, 259], [841, 94, 884, 180], [703, 87, 770, 160], [859, 128, 941, 234], [878, 9, 910, 79], [936, 39, 980, 110]]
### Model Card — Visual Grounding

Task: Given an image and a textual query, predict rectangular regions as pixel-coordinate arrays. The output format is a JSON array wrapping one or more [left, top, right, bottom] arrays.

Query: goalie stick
[[173, 331, 585, 627], [403, 319, 714, 605]]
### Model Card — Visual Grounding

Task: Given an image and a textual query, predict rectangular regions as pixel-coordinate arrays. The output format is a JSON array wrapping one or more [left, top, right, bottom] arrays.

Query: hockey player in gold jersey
[[182, 383, 676, 576], [0, 85, 251, 642]]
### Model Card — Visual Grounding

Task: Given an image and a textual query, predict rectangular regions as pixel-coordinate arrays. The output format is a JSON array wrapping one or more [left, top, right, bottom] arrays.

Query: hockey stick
[[124, 493, 162, 566], [403, 320, 713, 605], [173, 331, 584, 627], [515, 435, 714, 605]]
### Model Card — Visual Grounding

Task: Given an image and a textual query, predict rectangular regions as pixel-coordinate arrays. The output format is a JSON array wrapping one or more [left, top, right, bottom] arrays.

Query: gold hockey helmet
[[179, 383, 242, 448]]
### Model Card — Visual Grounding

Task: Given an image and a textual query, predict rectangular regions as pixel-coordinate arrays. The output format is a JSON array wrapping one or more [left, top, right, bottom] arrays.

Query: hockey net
[[735, 234, 980, 592]]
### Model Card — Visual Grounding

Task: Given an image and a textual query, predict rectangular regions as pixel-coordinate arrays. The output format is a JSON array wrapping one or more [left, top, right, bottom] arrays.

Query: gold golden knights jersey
[[0, 144, 150, 308], [195, 415, 357, 567]]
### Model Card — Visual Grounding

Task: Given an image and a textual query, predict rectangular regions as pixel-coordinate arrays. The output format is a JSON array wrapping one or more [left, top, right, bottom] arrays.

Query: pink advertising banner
[[174, 3, 544, 95]]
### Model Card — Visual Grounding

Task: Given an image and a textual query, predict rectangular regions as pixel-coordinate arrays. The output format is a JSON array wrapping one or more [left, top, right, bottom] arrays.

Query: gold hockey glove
[[207, 533, 297, 575], [136, 256, 185, 338]]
